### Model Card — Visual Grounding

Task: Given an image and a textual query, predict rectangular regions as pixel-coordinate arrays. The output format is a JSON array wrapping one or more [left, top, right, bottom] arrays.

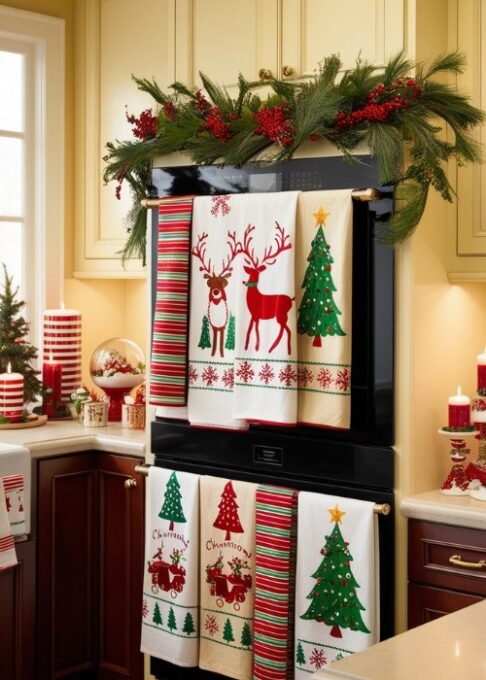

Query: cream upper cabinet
[[448, 0, 486, 281], [175, 0, 404, 88], [74, 0, 176, 278], [281, 0, 404, 76]]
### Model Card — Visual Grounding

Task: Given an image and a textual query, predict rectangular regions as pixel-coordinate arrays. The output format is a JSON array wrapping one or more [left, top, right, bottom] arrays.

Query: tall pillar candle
[[42, 355, 62, 417], [0, 363, 24, 422], [43, 309, 82, 403], [477, 347, 486, 391], [448, 386, 471, 428]]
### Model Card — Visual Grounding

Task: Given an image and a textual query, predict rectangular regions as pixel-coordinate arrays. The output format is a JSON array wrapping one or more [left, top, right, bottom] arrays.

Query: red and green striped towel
[[149, 196, 194, 407], [253, 485, 298, 680]]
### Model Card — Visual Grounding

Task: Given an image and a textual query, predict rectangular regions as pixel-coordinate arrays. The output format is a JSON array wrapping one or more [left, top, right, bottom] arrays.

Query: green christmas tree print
[[198, 315, 211, 350], [152, 602, 163, 626], [297, 207, 345, 348], [240, 622, 252, 648], [167, 606, 177, 632], [296, 641, 306, 666], [300, 504, 370, 639], [183, 612, 196, 635], [223, 618, 235, 644], [159, 471, 186, 531], [224, 313, 235, 350], [0, 265, 42, 405]]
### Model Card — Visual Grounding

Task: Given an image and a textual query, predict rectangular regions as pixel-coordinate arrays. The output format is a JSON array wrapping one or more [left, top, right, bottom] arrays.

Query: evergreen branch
[[377, 179, 429, 244], [423, 51, 467, 80], [199, 72, 234, 113], [132, 75, 170, 104]]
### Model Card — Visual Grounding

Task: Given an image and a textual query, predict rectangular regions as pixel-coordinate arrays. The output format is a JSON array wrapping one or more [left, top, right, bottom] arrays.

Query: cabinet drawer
[[408, 520, 486, 596], [408, 582, 483, 629]]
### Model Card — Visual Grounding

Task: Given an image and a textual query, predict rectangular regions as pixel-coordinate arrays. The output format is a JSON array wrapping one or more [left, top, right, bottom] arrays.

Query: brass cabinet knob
[[282, 65, 295, 78], [258, 68, 273, 80], [124, 477, 137, 490]]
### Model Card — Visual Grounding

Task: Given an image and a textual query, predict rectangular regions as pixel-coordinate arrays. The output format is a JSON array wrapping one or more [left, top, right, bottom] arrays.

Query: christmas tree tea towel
[[187, 194, 247, 430], [150, 196, 194, 409], [199, 475, 258, 680], [2, 474, 25, 536], [141, 466, 200, 667], [0, 478, 17, 571], [294, 492, 379, 677], [296, 190, 353, 429], [233, 191, 300, 426], [253, 485, 298, 680]]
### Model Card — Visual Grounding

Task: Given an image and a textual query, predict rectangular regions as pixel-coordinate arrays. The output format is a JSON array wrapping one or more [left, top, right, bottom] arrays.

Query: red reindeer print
[[192, 231, 241, 357], [239, 223, 293, 354]]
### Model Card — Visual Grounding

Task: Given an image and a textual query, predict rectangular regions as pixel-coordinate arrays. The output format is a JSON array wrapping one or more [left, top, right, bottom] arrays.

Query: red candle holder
[[466, 421, 486, 501], [438, 428, 477, 495]]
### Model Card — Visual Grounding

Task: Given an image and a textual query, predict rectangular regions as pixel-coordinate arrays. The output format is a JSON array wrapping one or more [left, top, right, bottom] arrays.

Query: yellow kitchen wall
[[1, 0, 148, 389]]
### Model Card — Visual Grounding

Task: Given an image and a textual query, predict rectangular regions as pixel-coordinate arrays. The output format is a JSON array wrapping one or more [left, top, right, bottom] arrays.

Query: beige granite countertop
[[313, 600, 486, 679], [400, 489, 486, 529], [0, 420, 146, 458]]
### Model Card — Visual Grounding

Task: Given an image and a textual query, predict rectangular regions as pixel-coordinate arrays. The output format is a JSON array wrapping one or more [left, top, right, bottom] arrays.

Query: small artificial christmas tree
[[159, 471, 186, 531], [223, 618, 235, 644], [240, 622, 252, 648], [225, 313, 235, 350], [183, 612, 196, 635], [0, 265, 41, 405], [152, 602, 163, 626], [297, 208, 345, 347], [198, 315, 211, 350], [167, 606, 177, 632], [296, 641, 306, 666], [300, 505, 370, 638], [213, 481, 244, 540]]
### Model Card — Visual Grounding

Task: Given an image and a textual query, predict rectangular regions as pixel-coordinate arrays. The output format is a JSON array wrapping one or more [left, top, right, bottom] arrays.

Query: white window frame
[[0, 6, 64, 351]]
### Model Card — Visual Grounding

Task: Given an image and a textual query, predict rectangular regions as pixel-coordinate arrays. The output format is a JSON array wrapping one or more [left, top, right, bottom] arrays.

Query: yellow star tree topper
[[313, 207, 329, 226], [328, 504, 346, 523]]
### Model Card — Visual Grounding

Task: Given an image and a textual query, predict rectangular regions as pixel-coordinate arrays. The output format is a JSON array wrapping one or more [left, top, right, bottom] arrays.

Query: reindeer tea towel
[[294, 493, 379, 677], [141, 466, 200, 667], [150, 196, 194, 408], [296, 190, 353, 429], [233, 191, 299, 426], [199, 475, 257, 680], [187, 194, 248, 430], [0, 479, 17, 571]]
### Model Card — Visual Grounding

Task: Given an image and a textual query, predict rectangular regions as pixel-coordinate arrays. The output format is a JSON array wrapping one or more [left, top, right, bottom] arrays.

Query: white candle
[[0, 362, 25, 422], [448, 386, 471, 428]]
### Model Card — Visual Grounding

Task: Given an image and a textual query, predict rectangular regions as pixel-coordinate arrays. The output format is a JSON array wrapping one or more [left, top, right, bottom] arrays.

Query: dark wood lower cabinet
[[408, 519, 486, 629], [37, 452, 144, 680], [0, 539, 35, 680]]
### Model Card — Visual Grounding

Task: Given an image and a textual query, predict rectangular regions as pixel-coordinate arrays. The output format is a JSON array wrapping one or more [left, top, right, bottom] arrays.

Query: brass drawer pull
[[449, 554, 486, 570]]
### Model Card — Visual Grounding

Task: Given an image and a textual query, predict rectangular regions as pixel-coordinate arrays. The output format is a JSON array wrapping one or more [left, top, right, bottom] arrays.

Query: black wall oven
[[149, 156, 394, 680]]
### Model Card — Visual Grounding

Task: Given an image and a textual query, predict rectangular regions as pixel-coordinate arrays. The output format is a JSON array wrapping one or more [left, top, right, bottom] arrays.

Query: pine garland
[[103, 52, 485, 261]]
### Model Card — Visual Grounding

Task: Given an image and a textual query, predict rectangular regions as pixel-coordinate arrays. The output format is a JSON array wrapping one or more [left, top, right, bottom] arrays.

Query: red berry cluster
[[115, 171, 125, 200], [254, 105, 294, 146], [203, 106, 233, 142], [335, 78, 422, 131], [163, 101, 176, 121], [126, 108, 157, 139], [195, 90, 211, 116]]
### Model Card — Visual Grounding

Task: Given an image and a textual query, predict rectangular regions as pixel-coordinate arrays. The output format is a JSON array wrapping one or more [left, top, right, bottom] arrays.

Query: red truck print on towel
[[206, 553, 252, 610], [239, 222, 293, 355], [192, 230, 240, 357], [148, 545, 186, 598]]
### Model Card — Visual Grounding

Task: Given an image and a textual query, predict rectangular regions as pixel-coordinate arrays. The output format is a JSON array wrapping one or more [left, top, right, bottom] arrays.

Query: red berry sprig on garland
[[203, 106, 233, 142], [125, 107, 158, 139], [335, 78, 423, 130], [254, 104, 295, 146]]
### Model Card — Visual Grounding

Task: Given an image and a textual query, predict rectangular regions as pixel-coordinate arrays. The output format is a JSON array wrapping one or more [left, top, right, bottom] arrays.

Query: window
[[0, 6, 64, 350]]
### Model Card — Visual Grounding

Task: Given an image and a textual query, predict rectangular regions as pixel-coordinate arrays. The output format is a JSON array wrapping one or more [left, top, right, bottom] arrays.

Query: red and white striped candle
[[477, 347, 486, 391], [43, 308, 82, 403], [0, 363, 24, 422]]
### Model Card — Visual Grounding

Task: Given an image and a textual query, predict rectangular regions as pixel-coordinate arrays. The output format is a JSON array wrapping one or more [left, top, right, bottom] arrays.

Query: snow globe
[[90, 338, 145, 421]]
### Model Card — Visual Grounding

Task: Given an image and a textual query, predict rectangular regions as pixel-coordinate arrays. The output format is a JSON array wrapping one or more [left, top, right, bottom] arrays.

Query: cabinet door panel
[[37, 454, 97, 680], [408, 582, 483, 629], [0, 540, 35, 680], [98, 454, 144, 680], [282, 0, 404, 75], [176, 0, 278, 87]]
